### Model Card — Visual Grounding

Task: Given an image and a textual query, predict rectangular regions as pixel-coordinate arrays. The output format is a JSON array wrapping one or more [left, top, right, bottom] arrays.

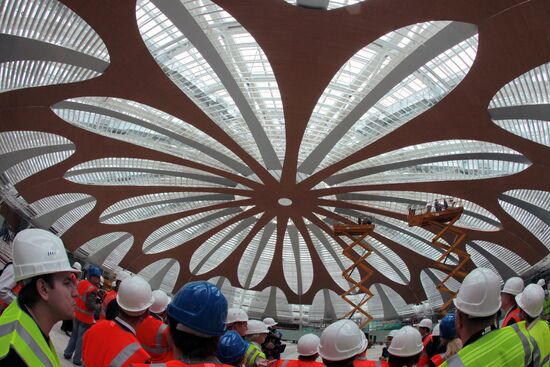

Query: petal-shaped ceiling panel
[[238, 223, 277, 289], [30, 193, 96, 235], [466, 240, 531, 280], [0, 131, 75, 186], [100, 192, 233, 224], [136, 0, 283, 169], [283, 220, 314, 295], [75, 232, 133, 271], [0, 0, 109, 92], [499, 189, 550, 251], [420, 268, 460, 310], [368, 283, 414, 320], [489, 63, 550, 147], [138, 258, 180, 294], [327, 140, 530, 186], [299, 22, 478, 174]]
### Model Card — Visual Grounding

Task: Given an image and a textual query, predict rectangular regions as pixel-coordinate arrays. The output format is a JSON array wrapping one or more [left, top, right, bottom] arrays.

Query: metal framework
[[333, 222, 375, 328], [408, 204, 469, 313]]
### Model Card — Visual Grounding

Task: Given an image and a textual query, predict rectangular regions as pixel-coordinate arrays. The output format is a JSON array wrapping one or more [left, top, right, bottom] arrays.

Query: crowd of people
[[0, 228, 548, 367]]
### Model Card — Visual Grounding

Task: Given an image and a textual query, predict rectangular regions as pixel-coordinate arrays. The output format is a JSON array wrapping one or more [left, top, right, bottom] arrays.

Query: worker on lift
[[131, 280, 229, 367], [226, 307, 249, 337], [218, 330, 251, 366], [440, 268, 534, 366], [500, 276, 524, 327], [429, 314, 462, 366], [416, 318, 434, 366], [387, 326, 424, 366], [82, 276, 153, 366], [318, 319, 373, 367], [0, 229, 80, 366], [278, 333, 322, 367], [515, 284, 549, 366], [136, 289, 172, 362]]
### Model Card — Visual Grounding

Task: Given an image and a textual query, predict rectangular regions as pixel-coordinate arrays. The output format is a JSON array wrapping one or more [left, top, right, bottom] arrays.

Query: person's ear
[[36, 278, 50, 302]]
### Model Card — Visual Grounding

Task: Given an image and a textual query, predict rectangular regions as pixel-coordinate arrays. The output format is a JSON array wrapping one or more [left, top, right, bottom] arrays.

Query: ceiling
[[0, 0, 549, 323]]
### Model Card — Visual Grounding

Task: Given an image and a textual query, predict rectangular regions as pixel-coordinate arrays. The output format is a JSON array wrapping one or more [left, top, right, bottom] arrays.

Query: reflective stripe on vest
[[0, 301, 61, 367], [512, 323, 532, 367], [112, 342, 142, 367], [431, 353, 445, 366], [527, 318, 550, 367]]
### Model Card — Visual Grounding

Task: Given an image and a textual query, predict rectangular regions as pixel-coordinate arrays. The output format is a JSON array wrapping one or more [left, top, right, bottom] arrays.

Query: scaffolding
[[408, 203, 469, 313], [333, 222, 375, 328]]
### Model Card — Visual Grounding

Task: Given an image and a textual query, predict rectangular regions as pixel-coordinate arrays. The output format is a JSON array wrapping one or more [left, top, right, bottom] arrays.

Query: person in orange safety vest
[[318, 320, 371, 367], [500, 277, 524, 328], [83, 275, 153, 366], [388, 326, 425, 367], [0, 262, 22, 315], [136, 288, 172, 362], [100, 278, 121, 320], [63, 265, 101, 365], [278, 333, 324, 367], [416, 318, 434, 366], [131, 280, 230, 367]]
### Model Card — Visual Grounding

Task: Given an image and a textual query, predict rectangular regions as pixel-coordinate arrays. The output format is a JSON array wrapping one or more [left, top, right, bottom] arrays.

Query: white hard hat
[[418, 318, 433, 330], [432, 323, 440, 337], [502, 277, 524, 296], [453, 268, 501, 317], [318, 319, 367, 361], [246, 320, 269, 335], [12, 229, 79, 282], [116, 276, 154, 316], [516, 284, 545, 318], [388, 330, 398, 338], [263, 317, 278, 327], [388, 326, 424, 357], [227, 308, 249, 324], [150, 289, 170, 314], [537, 279, 546, 287], [297, 334, 320, 356], [72, 262, 82, 271]]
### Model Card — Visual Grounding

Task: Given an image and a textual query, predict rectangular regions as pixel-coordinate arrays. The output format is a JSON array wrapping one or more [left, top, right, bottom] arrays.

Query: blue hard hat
[[217, 331, 249, 364], [167, 281, 227, 336], [88, 266, 101, 278], [440, 313, 456, 340]]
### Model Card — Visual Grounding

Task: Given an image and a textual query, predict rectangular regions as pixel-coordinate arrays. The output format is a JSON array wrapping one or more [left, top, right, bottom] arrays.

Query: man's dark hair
[[18, 274, 55, 307], [298, 354, 319, 361], [167, 315, 218, 358], [388, 352, 420, 367], [322, 356, 356, 367]]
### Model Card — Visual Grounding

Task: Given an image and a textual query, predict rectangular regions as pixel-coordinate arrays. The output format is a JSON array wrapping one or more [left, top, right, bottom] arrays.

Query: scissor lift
[[408, 203, 469, 313], [333, 222, 375, 328]]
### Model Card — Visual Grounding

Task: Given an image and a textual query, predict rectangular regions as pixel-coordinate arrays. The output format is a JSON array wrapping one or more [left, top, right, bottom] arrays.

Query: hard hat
[[453, 268, 501, 317], [297, 333, 320, 356], [263, 317, 278, 327], [432, 323, 440, 337], [11, 228, 79, 282], [116, 276, 154, 316], [388, 330, 398, 338], [217, 331, 250, 364], [515, 284, 545, 318], [418, 318, 432, 330], [439, 314, 456, 340], [88, 265, 101, 278], [167, 281, 227, 337], [537, 279, 546, 287], [150, 289, 170, 314], [318, 319, 367, 361], [246, 320, 269, 335], [388, 326, 423, 357], [72, 262, 82, 271], [226, 308, 249, 324], [502, 277, 524, 296]]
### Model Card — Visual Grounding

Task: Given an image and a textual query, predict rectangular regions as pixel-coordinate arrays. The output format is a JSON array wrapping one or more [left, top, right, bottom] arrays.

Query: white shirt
[[0, 263, 17, 304]]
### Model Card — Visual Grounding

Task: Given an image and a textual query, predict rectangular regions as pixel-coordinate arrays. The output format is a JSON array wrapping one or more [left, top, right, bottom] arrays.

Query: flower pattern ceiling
[[0, 0, 549, 322]]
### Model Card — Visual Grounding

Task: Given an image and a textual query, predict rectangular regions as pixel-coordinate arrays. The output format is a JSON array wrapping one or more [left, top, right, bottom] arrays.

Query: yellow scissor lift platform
[[407, 203, 469, 313], [333, 222, 375, 328]]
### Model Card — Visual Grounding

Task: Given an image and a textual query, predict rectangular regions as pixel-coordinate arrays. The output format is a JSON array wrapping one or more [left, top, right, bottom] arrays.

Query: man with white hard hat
[[245, 320, 270, 367], [318, 319, 369, 367], [226, 307, 249, 337], [537, 278, 550, 321], [0, 228, 80, 366], [276, 333, 322, 367], [82, 275, 153, 366], [500, 276, 524, 327], [136, 288, 172, 362], [416, 318, 434, 366], [380, 330, 398, 362], [440, 268, 535, 367], [388, 326, 424, 366], [515, 284, 549, 367]]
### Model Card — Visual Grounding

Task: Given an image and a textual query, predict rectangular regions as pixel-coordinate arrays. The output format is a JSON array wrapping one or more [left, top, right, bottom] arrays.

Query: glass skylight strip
[[367, 238, 410, 284], [499, 189, 550, 250], [466, 246, 505, 283], [420, 270, 445, 309], [283, 224, 314, 295], [238, 225, 276, 289], [429, 268, 461, 293], [284, 0, 366, 10], [470, 240, 530, 275], [247, 287, 271, 318], [30, 193, 96, 235], [493, 119, 550, 148], [52, 97, 248, 174], [0, 0, 109, 60], [212, 276, 242, 306], [138, 258, 180, 294], [100, 192, 232, 224], [142, 208, 242, 254], [489, 63, 550, 108], [0, 60, 102, 92], [75, 232, 133, 271], [136, 0, 264, 165], [190, 218, 256, 275], [366, 285, 385, 319], [380, 284, 414, 316]]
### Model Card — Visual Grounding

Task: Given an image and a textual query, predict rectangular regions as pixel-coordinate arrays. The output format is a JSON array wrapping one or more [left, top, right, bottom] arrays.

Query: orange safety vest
[[277, 360, 324, 367], [417, 334, 433, 367], [132, 360, 233, 367], [0, 283, 22, 315], [100, 289, 117, 319], [83, 319, 150, 367], [502, 307, 521, 327], [74, 279, 97, 324], [136, 314, 172, 362], [354, 359, 388, 367], [431, 353, 445, 366]]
